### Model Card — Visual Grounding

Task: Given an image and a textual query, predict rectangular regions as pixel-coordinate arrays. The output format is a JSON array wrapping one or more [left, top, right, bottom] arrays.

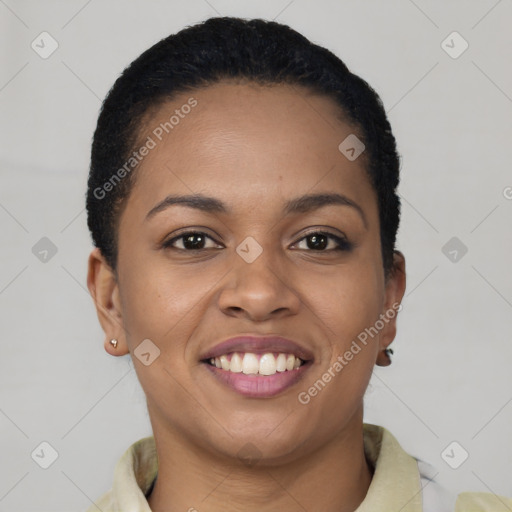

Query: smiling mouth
[[203, 352, 306, 376]]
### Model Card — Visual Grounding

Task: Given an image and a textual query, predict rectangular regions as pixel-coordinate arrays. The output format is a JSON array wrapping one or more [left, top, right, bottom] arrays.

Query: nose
[[217, 247, 301, 322]]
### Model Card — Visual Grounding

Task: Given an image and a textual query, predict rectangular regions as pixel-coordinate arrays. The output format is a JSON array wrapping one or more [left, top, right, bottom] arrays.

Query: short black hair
[[86, 16, 400, 278]]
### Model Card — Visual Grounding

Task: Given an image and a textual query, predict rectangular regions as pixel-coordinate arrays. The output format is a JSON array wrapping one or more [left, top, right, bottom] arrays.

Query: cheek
[[312, 263, 383, 336], [118, 266, 209, 408], [306, 260, 383, 393], [298, 279, 381, 425], [118, 261, 207, 348]]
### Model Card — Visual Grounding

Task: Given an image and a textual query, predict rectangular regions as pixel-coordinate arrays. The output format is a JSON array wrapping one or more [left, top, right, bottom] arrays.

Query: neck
[[147, 418, 373, 512]]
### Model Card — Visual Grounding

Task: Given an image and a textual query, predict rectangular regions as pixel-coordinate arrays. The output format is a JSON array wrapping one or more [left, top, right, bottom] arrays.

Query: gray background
[[1, 0, 511, 510]]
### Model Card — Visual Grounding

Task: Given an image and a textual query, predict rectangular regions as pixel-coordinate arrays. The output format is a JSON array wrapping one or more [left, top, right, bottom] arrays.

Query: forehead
[[126, 81, 375, 218]]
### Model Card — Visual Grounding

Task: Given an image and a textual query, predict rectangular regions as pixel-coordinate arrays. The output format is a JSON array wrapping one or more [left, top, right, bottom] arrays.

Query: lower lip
[[203, 362, 311, 398]]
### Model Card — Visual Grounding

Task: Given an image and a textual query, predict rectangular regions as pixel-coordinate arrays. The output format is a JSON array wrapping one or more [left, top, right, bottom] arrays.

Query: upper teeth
[[209, 352, 303, 376]]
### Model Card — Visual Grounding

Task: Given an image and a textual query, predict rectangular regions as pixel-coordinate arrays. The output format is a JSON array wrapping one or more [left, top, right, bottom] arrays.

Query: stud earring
[[109, 339, 118, 349]]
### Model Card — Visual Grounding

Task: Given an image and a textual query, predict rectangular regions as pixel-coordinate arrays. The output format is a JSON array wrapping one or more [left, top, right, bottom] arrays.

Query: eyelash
[[162, 230, 353, 252]]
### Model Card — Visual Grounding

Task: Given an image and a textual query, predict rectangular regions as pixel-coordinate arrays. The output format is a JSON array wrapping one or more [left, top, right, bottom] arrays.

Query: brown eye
[[163, 231, 221, 251], [294, 231, 352, 252]]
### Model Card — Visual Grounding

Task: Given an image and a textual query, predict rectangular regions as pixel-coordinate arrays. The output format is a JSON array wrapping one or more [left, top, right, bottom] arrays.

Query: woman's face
[[89, 81, 405, 464]]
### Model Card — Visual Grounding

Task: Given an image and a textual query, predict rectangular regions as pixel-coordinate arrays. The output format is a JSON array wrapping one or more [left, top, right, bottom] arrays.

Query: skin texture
[[87, 81, 406, 512]]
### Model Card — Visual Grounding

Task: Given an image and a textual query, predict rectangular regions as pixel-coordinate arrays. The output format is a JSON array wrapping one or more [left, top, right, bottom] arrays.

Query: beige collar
[[100, 423, 423, 512], [356, 423, 422, 511]]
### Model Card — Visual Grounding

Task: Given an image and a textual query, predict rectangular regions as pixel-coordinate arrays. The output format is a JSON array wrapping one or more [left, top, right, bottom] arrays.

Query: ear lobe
[[376, 348, 393, 367], [103, 337, 127, 356], [87, 248, 129, 355]]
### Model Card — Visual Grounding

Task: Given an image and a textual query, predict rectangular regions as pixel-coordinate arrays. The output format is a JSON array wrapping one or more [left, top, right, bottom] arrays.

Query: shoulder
[[86, 436, 157, 512], [363, 424, 512, 512], [454, 492, 512, 511], [409, 452, 512, 512]]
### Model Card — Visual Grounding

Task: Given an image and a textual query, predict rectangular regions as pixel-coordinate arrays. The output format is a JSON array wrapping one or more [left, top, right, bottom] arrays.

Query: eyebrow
[[145, 192, 367, 228]]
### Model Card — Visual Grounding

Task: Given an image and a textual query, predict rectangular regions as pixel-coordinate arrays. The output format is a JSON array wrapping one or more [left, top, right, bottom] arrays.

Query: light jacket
[[86, 423, 511, 511]]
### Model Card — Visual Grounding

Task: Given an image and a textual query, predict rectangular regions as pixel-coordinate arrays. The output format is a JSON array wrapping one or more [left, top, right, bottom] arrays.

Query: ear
[[375, 250, 406, 367], [86, 248, 129, 356]]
